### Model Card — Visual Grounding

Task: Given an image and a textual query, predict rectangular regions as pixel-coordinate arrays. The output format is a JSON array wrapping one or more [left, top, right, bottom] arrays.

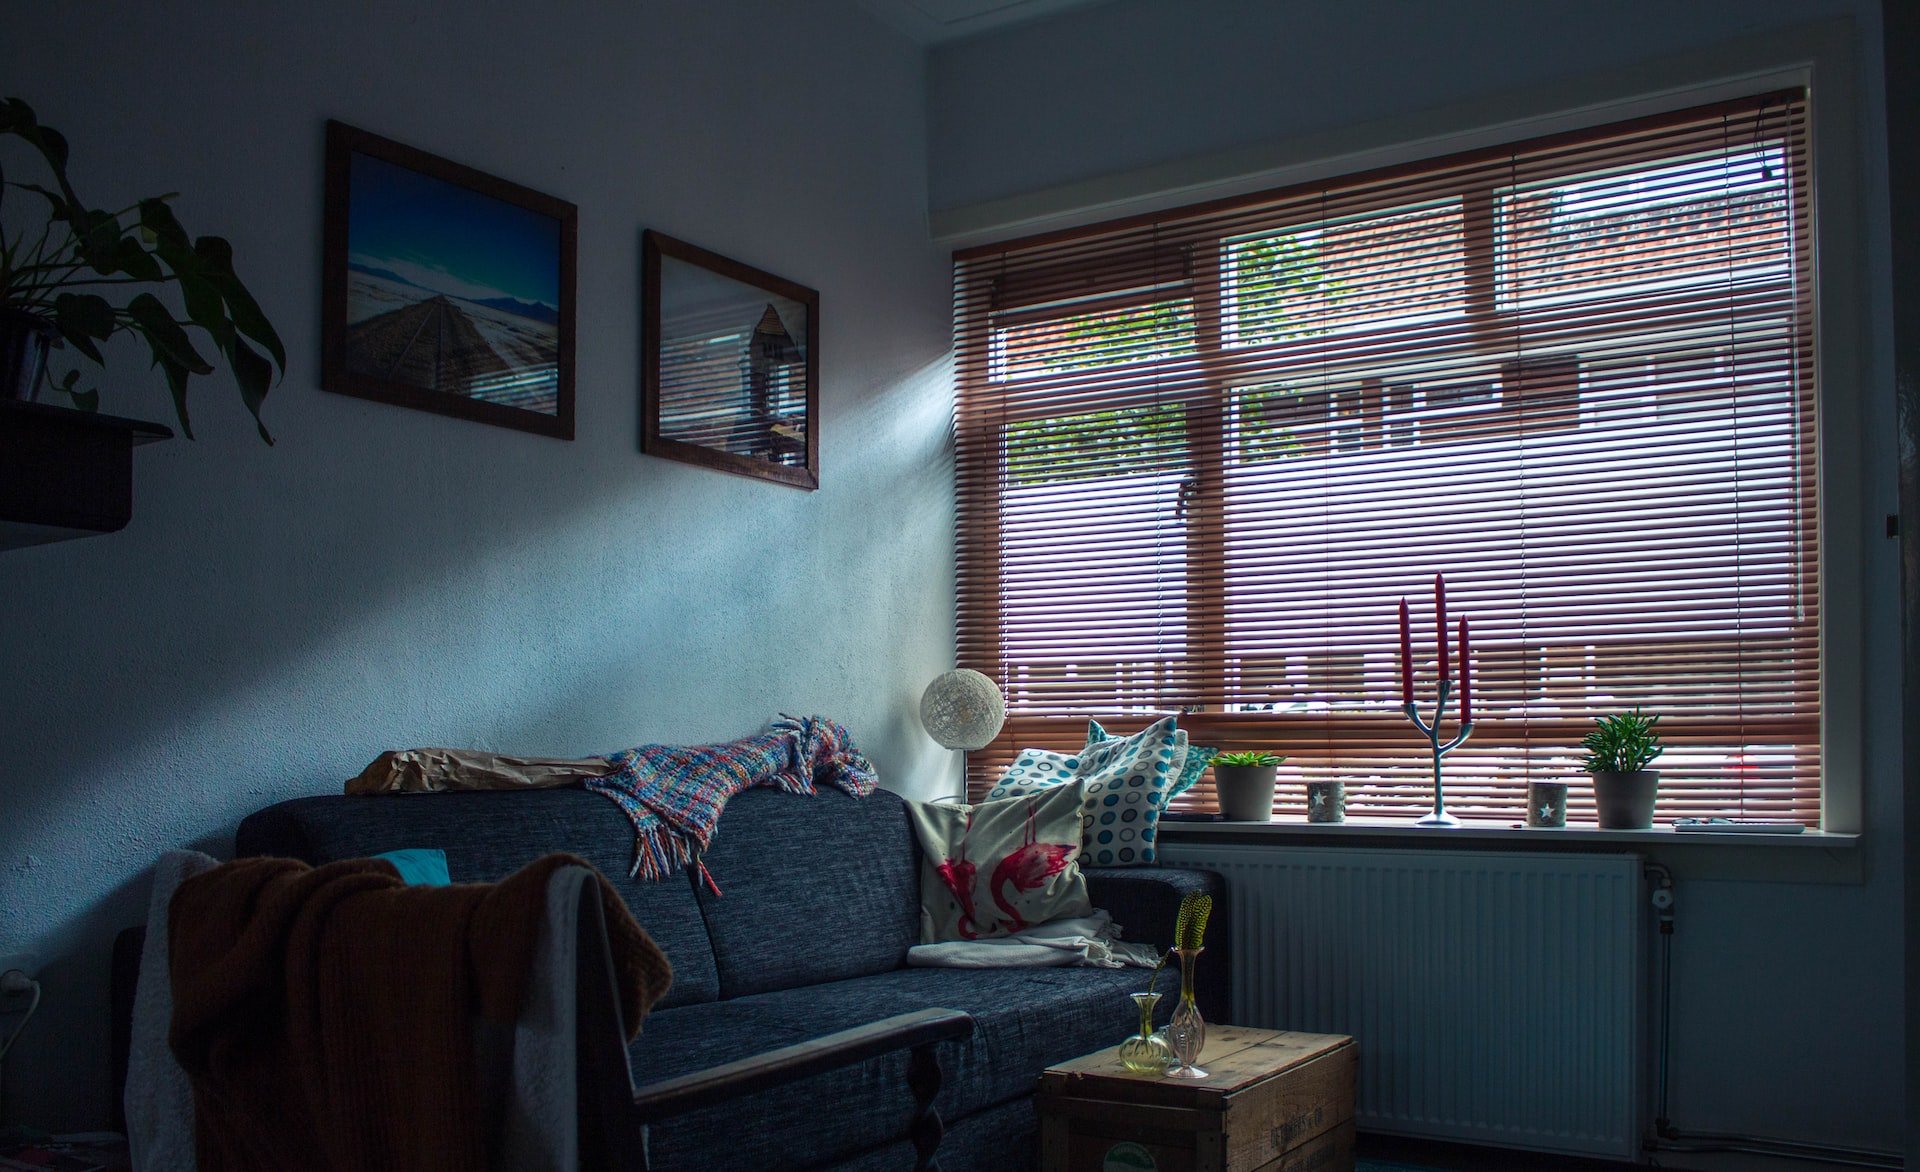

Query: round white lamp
[[919, 668, 1007, 750]]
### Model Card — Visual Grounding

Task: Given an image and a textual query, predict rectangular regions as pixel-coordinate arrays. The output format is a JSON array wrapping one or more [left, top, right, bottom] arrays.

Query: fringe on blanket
[[587, 715, 876, 882]]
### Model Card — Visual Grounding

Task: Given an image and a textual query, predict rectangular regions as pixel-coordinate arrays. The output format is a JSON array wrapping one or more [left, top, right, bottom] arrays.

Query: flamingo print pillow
[[906, 783, 1092, 943], [988, 713, 1185, 866]]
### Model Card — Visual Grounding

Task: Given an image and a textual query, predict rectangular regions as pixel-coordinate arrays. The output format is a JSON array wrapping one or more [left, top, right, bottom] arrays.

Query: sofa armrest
[[629, 1009, 974, 1124], [1084, 866, 1231, 1019]]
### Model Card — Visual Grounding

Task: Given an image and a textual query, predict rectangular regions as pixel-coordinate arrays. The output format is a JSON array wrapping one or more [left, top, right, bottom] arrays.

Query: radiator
[[1158, 842, 1646, 1160]]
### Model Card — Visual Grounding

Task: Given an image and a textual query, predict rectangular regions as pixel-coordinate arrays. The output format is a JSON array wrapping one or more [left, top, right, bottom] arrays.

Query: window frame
[[951, 88, 1830, 827]]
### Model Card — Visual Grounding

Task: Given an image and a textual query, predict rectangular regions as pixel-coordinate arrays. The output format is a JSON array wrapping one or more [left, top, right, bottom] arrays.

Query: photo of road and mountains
[[343, 151, 562, 414]]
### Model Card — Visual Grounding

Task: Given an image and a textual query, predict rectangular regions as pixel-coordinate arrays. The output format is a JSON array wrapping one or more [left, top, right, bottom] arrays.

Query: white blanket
[[906, 910, 1160, 969], [125, 849, 218, 1172]]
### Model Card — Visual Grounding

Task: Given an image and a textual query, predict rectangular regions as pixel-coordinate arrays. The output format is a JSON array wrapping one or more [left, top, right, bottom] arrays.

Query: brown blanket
[[168, 852, 671, 1172]]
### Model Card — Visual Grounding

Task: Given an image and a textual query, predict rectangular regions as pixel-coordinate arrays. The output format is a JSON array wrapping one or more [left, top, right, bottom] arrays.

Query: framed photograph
[[642, 231, 818, 489], [322, 121, 576, 439]]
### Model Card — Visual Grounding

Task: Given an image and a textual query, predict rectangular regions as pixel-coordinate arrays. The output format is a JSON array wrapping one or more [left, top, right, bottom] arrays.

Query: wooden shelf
[[0, 399, 173, 550]]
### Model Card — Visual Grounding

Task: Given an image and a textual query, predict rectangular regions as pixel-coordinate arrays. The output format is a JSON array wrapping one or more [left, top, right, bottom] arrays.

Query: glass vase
[[1118, 991, 1174, 1074], [1164, 947, 1208, 1077]]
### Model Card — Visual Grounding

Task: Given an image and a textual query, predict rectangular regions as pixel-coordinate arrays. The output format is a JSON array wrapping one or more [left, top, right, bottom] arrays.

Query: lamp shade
[[919, 669, 1006, 751]]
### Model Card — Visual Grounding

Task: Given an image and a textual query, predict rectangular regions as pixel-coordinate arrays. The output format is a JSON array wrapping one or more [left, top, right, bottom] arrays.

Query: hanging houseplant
[[0, 97, 284, 440]]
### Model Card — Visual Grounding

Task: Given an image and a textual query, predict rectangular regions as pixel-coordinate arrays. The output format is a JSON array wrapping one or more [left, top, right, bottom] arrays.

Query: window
[[952, 91, 1817, 825]]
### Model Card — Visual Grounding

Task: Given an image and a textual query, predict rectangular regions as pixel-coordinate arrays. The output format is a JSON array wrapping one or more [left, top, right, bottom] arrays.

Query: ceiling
[[855, 0, 1114, 44]]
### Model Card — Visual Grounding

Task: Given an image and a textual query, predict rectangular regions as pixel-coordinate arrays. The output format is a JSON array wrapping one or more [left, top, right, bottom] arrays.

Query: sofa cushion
[[634, 964, 1158, 1171], [234, 790, 722, 1008], [689, 787, 919, 998], [906, 785, 1092, 942], [990, 715, 1183, 866], [1087, 718, 1217, 801]]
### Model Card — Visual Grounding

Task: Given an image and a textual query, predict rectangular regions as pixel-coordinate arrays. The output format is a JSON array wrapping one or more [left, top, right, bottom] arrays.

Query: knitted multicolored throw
[[585, 714, 878, 883]]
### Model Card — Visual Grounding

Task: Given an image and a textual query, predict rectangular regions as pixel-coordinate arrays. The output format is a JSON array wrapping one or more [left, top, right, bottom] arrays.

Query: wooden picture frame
[[321, 121, 577, 439], [642, 231, 818, 489]]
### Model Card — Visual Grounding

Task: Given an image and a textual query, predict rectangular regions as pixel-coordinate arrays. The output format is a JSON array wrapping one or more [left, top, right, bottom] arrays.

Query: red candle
[[1458, 617, 1472, 724], [1399, 599, 1413, 705], [1435, 574, 1450, 683]]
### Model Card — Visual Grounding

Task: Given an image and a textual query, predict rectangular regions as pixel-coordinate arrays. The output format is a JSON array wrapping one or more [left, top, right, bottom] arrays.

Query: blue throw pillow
[[1088, 718, 1216, 800], [374, 848, 451, 886]]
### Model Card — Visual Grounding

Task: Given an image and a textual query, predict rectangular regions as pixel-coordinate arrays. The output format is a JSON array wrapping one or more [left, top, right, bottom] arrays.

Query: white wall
[[0, 0, 952, 1129], [929, 0, 1903, 1153]]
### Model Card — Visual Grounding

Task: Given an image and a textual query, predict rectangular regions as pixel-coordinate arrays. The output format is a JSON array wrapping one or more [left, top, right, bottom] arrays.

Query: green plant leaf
[[0, 98, 32, 135], [52, 293, 113, 363], [126, 292, 213, 375], [137, 197, 190, 251], [228, 334, 275, 445], [4, 102, 77, 202], [195, 235, 284, 372], [1580, 707, 1664, 773], [149, 226, 205, 283], [54, 368, 97, 412], [4, 98, 282, 442], [153, 352, 194, 440], [110, 235, 163, 282], [74, 207, 125, 274], [175, 271, 233, 352], [1214, 750, 1282, 767], [13, 182, 71, 222]]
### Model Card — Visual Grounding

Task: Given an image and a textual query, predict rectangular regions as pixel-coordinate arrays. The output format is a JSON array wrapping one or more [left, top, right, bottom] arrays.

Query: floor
[[1355, 1134, 1882, 1172], [1358, 1135, 1641, 1171]]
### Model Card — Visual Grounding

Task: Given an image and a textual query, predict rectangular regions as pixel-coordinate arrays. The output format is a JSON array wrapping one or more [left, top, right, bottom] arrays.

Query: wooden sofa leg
[[907, 1042, 945, 1172]]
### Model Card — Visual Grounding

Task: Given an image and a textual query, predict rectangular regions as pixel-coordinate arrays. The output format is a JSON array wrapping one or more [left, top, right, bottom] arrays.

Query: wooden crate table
[[1035, 1027, 1357, 1172]]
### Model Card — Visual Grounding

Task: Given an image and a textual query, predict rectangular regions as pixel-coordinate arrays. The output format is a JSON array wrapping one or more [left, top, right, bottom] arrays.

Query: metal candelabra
[[1404, 676, 1474, 827]]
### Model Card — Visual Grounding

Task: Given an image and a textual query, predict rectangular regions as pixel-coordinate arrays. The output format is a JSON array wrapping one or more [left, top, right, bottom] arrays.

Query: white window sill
[[1158, 816, 1858, 850]]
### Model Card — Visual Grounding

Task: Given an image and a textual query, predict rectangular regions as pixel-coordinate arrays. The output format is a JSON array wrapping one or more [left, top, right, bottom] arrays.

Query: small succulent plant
[[1213, 750, 1284, 768], [1580, 708, 1665, 774]]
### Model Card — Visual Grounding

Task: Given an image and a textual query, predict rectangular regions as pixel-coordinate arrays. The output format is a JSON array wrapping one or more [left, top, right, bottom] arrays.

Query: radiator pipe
[[1643, 862, 1676, 1141], [1639, 865, 1900, 1170], [1650, 1133, 1902, 1169]]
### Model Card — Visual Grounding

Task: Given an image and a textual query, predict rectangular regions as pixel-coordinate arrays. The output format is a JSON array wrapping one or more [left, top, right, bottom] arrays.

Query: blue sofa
[[214, 784, 1228, 1170]]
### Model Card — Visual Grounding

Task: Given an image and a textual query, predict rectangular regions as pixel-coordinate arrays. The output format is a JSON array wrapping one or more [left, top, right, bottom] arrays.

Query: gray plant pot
[[1591, 769, 1659, 829], [0, 309, 54, 402], [1214, 764, 1277, 821]]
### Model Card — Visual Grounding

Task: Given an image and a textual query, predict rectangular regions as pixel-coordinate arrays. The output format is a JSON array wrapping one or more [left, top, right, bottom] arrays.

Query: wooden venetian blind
[[952, 91, 1819, 825]]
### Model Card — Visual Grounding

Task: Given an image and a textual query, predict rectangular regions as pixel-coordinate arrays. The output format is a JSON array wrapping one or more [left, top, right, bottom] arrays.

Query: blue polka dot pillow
[[988, 714, 1185, 866], [1087, 718, 1217, 801]]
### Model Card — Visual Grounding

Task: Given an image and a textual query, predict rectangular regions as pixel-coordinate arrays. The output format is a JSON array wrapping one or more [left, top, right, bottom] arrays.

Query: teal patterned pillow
[[1088, 718, 1216, 800], [989, 714, 1185, 866]]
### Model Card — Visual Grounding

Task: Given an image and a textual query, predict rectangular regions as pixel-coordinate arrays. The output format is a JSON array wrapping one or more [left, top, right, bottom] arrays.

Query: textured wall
[[0, 0, 952, 1128], [930, 0, 1903, 1154]]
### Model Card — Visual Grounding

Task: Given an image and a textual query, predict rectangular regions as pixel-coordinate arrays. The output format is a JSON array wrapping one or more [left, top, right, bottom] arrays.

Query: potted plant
[[0, 98, 284, 440], [1212, 750, 1284, 821], [1580, 707, 1664, 829]]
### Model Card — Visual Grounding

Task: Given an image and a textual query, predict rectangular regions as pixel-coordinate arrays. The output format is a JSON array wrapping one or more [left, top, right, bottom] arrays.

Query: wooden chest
[[1035, 1027, 1357, 1172]]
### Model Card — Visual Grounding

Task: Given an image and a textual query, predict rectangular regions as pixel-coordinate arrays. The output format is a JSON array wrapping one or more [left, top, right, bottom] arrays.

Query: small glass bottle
[[1164, 947, 1208, 1077], [1118, 991, 1174, 1074]]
